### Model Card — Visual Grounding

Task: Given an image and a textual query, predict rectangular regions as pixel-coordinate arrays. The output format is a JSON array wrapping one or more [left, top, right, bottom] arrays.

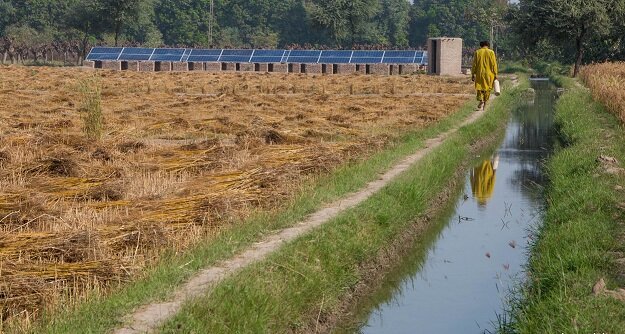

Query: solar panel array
[[87, 47, 428, 65]]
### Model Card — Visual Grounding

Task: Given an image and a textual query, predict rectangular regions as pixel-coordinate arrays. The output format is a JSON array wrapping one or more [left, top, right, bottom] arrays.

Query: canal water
[[345, 80, 557, 334]]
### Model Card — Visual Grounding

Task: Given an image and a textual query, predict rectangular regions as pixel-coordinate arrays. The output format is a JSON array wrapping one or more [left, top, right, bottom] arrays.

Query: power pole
[[208, 0, 214, 47]]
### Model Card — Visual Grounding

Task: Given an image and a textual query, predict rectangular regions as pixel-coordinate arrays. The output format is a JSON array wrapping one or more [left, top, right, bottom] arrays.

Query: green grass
[[22, 85, 484, 334], [158, 80, 526, 333], [509, 78, 625, 332]]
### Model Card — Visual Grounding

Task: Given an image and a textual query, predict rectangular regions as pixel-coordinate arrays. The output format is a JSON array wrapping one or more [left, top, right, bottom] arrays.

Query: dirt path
[[114, 84, 512, 334]]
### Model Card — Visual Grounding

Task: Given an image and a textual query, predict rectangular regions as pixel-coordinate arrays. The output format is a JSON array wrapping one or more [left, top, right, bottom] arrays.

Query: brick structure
[[83, 60, 95, 68], [427, 37, 463, 76], [155, 61, 172, 72], [205, 62, 221, 72], [389, 65, 400, 75], [102, 61, 121, 70], [139, 62, 155, 72], [189, 62, 204, 71], [172, 62, 189, 71], [369, 64, 390, 75], [255, 63, 269, 72], [355, 64, 366, 74], [287, 63, 301, 74], [336, 64, 356, 74], [269, 63, 288, 73], [304, 64, 322, 74], [400, 64, 418, 75], [221, 62, 236, 71], [239, 63, 255, 72], [121, 61, 139, 71]]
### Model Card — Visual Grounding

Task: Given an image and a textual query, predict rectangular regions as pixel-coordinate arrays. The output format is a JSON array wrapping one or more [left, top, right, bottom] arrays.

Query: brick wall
[[288, 63, 301, 73], [239, 63, 255, 72], [189, 62, 204, 71], [270, 63, 288, 73], [124, 61, 139, 71], [102, 61, 121, 70], [139, 62, 154, 71], [222, 62, 236, 71], [439, 38, 462, 76], [83, 60, 95, 68], [304, 64, 322, 74], [205, 62, 221, 72], [172, 62, 189, 71], [155, 62, 172, 72], [428, 37, 462, 76], [256, 63, 268, 72], [336, 64, 356, 74], [370, 64, 390, 75], [355, 64, 366, 74], [400, 64, 418, 75]]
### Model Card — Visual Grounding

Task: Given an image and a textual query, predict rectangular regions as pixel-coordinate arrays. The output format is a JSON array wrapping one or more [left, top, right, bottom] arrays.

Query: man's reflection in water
[[470, 155, 499, 206]]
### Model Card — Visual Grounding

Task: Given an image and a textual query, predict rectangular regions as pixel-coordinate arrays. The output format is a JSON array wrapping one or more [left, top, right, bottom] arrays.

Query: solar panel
[[288, 50, 321, 57], [90, 47, 123, 54], [121, 48, 153, 55], [121, 54, 152, 61], [87, 53, 120, 60], [86, 47, 431, 67], [382, 57, 414, 64], [384, 50, 416, 58], [250, 56, 284, 63], [151, 55, 184, 61], [319, 57, 351, 64], [321, 50, 352, 57], [187, 55, 220, 62], [221, 49, 253, 56], [190, 49, 222, 56], [253, 50, 286, 56], [220, 55, 252, 62], [286, 56, 319, 63], [153, 48, 185, 55], [352, 50, 384, 57], [350, 57, 382, 64]]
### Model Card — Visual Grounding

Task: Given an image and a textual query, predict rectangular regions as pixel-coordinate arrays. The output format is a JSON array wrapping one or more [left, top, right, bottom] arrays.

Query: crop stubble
[[0, 66, 471, 323]]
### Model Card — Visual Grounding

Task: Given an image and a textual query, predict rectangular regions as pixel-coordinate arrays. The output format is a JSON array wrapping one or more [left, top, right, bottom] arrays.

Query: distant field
[[0, 66, 472, 323], [580, 62, 625, 122]]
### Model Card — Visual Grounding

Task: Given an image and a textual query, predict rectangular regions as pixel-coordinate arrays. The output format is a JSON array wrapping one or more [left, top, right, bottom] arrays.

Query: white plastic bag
[[494, 79, 501, 96]]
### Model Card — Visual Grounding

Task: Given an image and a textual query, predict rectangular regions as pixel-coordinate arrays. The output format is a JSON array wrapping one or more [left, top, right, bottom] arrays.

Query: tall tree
[[378, 0, 410, 47], [514, 0, 623, 76], [100, 0, 142, 46]]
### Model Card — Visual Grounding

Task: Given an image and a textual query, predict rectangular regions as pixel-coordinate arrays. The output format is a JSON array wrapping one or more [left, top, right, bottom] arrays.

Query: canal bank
[[509, 76, 625, 333]]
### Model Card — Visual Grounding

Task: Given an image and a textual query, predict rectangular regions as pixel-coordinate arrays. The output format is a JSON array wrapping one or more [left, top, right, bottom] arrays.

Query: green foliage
[[512, 0, 625, 76], [0, 0, 526, 52]]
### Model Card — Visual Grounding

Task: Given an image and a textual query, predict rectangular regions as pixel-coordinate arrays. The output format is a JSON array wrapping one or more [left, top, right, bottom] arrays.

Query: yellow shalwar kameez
[[472, 46, 498, 102]]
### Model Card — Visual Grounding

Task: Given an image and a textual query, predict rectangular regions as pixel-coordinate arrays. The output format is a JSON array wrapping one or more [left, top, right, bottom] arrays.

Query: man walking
[[472, 41, 498, 110]]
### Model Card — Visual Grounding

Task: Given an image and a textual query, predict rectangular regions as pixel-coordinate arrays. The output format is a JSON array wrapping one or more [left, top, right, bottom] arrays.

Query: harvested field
[[580, 62, 625, 123], [0, 66, 472, 324]]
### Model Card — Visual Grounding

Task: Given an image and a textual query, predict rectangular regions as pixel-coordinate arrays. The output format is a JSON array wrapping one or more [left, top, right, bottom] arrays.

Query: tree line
[[0, 0, 507, 64]]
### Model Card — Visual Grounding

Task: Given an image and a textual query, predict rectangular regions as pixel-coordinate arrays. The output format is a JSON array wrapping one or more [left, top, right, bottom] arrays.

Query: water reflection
[[347, 80, 557, 334], [470, 155, 499, 207]]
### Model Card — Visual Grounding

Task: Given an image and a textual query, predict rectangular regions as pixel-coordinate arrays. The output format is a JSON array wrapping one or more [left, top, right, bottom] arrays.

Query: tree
[[514, 0, 624, 77], [100, 0, 142, 46], [378, 0, 411, 47], [305, 0, 380, 46]]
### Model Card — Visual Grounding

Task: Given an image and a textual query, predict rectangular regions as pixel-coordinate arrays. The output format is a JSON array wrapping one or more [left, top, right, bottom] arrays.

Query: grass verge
[[22, 83, 480, 334], [157, 79, 525, 333], [509, 77, 625, 332]]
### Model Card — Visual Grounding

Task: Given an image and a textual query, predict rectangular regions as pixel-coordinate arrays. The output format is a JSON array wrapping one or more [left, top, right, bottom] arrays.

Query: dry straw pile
[[0, 66, 472, 325], [580, 62, 625, 122]]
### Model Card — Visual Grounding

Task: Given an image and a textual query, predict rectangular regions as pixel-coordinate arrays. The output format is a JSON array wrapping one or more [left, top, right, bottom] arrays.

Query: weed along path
[[114, 78, 517, 334]]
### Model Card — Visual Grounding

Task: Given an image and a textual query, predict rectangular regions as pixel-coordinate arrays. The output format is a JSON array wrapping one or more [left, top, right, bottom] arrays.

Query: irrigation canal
[[344, 79, 557, 333]]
